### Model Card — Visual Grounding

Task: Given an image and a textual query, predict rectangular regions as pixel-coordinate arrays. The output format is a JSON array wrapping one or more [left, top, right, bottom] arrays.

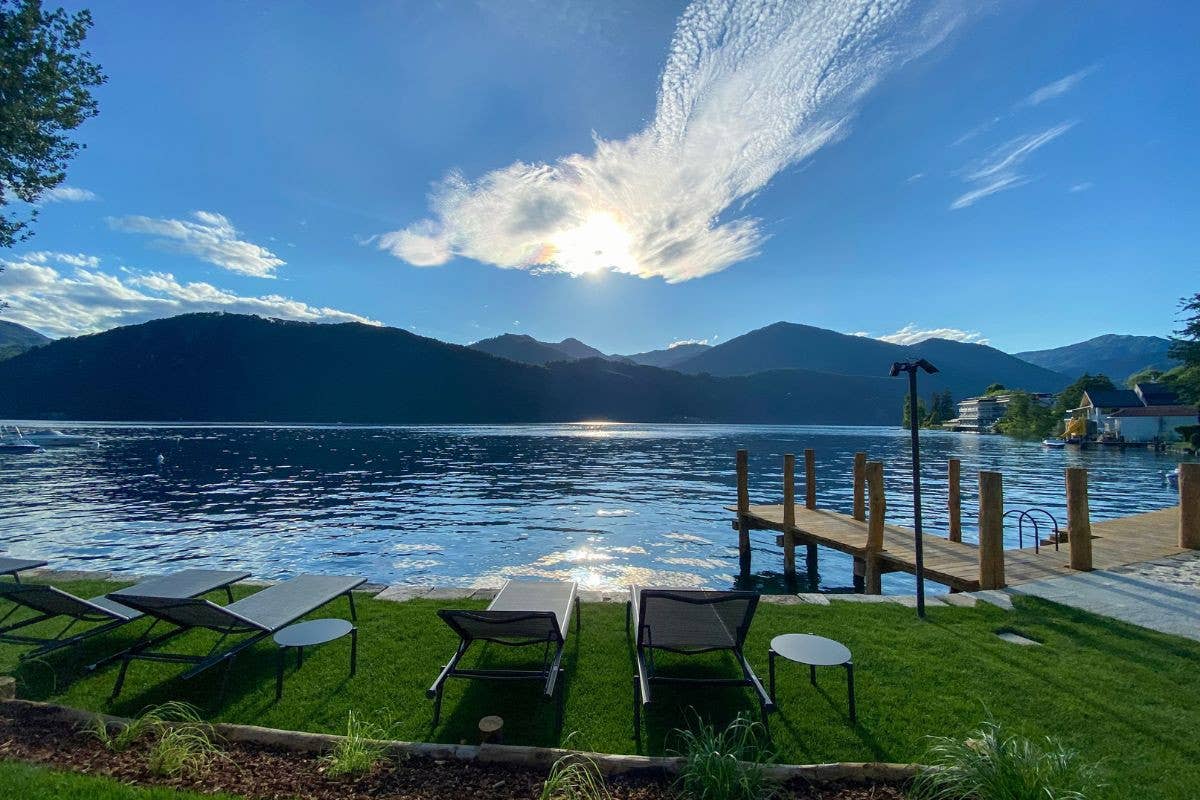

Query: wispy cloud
[[1019, 65, 1097, 107], [952, 115, 1002, 147], [875, 323, 989, 345], [40, 186, 98, 203], [0, 251, 375, 338], [668, 338, 709, 348], [1068, 181, 1093, 193], [108, 211, 285, 278], [379, 0, 971, 282], [950, 121, 1075, 209]]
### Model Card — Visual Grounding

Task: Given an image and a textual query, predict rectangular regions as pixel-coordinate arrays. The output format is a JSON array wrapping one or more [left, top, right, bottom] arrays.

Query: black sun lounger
[[0, 557, 48, 582], [626, 586, 773, 742], [106, 573, 365, 702], [429, 579, 579, 728], [0, 568, 248, 661]]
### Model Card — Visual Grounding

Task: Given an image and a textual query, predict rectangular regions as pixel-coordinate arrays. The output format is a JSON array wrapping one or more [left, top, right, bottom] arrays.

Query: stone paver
[[940, 594, 978, 608], [1009, 566, 1200, 642], [968, 590, 1015, 611]]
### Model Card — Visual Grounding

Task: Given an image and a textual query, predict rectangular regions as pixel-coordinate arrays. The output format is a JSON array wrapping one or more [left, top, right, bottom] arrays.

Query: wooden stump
[[978, 471, 1005, 589], [863, 461, 885, 594], [1180, 463, 1200, 549], [948, 458, 962, 543], [852, 452, 867, 522], [479, 715, 504, 744], [1066, 467, 1093, 571]]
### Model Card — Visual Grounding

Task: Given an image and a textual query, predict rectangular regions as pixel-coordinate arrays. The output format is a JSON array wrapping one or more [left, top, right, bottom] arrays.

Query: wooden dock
[[729, 449, 1199, 593]]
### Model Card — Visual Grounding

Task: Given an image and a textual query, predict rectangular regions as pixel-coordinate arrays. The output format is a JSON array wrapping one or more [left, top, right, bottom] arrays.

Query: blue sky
[[2, 0, 1196, 355]]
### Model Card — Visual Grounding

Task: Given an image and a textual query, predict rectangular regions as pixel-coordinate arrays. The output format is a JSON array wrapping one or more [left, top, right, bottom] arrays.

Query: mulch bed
[[0, 704, 903, 799]]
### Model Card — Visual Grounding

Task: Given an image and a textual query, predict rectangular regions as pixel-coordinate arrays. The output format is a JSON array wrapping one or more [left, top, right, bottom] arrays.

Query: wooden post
[[863, 461, 885, 594], [1182, 463, 1200, 549], [1066, 467, 1093, 571], [804, 449, 816, 509], [978, 471, 1005, 589], [852, 452, 867, 521], [948, 459, 962, 543], [783, 454, 796, 577], [736, 449, 750, 573]]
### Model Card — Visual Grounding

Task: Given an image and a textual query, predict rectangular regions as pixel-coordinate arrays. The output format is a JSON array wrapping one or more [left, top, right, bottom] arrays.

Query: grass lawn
[[2, 578, 1199, 799], [0, 760, 239, 799]]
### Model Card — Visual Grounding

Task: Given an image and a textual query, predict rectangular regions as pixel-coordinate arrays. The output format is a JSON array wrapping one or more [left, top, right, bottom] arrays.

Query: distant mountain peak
[[1016, 334, 1177, 380]]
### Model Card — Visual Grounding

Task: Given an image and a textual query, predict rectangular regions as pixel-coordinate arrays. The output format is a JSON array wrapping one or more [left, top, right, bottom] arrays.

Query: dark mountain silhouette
[[1016, 334, 1177, 381], [468, 333, 628, 366], [0, 320, 51, 361], [623, 342, 711, 368], [0, 313, 911, 424], [670, 322, 1069, 398]]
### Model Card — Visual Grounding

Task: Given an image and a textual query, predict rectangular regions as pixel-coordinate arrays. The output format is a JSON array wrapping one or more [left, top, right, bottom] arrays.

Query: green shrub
[[909, 720, 1099, 800], [670, 713, 775, 800], [88, 701, 204, 754], [321, 710, 393, 778], [540, 752, 612, 800]]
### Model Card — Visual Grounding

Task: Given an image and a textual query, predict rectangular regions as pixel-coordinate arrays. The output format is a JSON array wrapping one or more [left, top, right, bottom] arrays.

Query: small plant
[[670, 712, 775, 800], [540, 752, 612, 800], [147, 721, 222, 778], [88, 701, 201, 753], [322, 709, 390, 778], [909, 720, 1100, 800]]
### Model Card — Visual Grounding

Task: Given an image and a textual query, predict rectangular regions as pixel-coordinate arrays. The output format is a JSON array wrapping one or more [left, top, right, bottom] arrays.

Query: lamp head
[[915, 358, 939, 375], [889, 362, 903, 377]]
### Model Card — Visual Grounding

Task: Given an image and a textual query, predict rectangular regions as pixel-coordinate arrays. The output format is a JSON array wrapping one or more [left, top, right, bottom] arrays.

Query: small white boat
[[1042, 439, 1066, 449], [0, 428, 42, 454], [1167, 468, 1179, 491], [19, 429, 99, 448]]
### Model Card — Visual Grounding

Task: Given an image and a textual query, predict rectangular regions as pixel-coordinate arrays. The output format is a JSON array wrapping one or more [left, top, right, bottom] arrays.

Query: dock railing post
[[852, 452, 866, 522], [783, 454, 796, 578], [1066, 467, 1093, 571], [736, 449, 750, 573], [978, 471, 1006, 590], [948, 459, 962, 543], [804, 449, 816, 510], [863, 461, 885, 594], [1180, 463, 1200, 549]]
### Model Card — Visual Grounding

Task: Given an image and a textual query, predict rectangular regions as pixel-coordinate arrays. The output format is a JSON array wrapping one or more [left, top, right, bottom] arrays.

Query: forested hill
[[0, 313, 914, 424]]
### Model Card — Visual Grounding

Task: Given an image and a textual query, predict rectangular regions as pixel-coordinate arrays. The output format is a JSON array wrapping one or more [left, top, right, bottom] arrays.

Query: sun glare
[[546, 211, 636, 277]]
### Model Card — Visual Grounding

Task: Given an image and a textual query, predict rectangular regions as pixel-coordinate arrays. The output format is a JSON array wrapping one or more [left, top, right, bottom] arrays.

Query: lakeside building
[[945, 392, 1055, 434], [1068, 382, 1199, 443]]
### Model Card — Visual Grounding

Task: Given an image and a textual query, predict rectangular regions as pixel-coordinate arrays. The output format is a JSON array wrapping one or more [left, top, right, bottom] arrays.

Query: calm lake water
[[0, 423, 1188, 593]]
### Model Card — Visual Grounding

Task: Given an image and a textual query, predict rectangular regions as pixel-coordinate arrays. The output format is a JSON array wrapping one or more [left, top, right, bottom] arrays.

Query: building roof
[[1081, 389, 1141, 408], [1133, 382, 1181, 406], [1108, 405, 1199, 418]]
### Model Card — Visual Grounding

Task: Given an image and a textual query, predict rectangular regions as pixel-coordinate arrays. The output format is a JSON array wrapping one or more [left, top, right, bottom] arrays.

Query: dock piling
[[736, 449, 750, 573], [783, 454, 796, 578], [948, 459, 962, 543], [978, 471, 1006, 589], [863, 461, 885, 594], [1066, 467, 1093, 571], [1180, 463, 1200, 549], [852, 452, 867, 521], [804, 449, 816, 510]]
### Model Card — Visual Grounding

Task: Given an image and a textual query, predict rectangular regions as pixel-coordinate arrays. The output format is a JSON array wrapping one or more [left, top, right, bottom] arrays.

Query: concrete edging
[[0, 699, 920, 783]]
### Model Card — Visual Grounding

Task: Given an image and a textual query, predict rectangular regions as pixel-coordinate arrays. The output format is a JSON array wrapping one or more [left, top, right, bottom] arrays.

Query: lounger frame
[[428, 582, 579, 729], [626, 588, 774, 742]]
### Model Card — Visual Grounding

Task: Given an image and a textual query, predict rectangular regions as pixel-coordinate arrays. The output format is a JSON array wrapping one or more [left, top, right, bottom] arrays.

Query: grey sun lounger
[[429, 579, 579, 728], [0, 557, 48, 582], [626, 586, 774, 741], [0, 568, 248, 661], [106, 573, 365, 702]]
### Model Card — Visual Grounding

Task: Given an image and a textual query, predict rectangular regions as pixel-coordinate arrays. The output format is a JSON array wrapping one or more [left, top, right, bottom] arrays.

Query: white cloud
[[950, 121, 1074, 209], [1069, 181, 1093, 193], [0, 252, 376, 338], [379, 0, 971, 282], [1020, 65, 1097, 107], [906, 173, 925, 183], [668, 338, 709, 348], [875, 323, 989, 345], [108, 211, 285, 278], [40, 186, 98, 203]]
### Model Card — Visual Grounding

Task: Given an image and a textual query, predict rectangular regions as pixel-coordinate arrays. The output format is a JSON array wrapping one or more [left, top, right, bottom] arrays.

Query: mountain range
[[1016, 334, 1177, 381], [0, 313, 1174, 424], [0, 319, 50, 361]]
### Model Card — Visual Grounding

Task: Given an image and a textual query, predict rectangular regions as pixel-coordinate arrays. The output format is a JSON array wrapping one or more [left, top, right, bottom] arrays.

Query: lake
[[0, 423, 1187, 593]]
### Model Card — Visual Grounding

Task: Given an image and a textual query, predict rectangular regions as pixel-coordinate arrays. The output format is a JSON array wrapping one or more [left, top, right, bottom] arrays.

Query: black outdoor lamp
[[890, 358, 939, 618]]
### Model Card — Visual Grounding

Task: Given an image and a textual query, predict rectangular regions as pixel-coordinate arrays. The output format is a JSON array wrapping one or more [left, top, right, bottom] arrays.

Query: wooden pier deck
[[729, 504, 1186, 592]]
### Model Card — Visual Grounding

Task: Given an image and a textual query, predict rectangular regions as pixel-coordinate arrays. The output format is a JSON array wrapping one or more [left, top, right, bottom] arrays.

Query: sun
[[546, 211, 636, 277]]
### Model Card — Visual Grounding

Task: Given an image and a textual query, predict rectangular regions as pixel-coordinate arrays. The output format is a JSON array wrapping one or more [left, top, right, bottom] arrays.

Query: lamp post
[[890, 358, 939, 618]]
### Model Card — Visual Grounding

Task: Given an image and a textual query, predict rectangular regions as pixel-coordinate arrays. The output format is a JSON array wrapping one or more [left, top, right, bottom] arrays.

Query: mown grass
[[0, 760, 239, 799], [2, 578, 1199, 799]]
